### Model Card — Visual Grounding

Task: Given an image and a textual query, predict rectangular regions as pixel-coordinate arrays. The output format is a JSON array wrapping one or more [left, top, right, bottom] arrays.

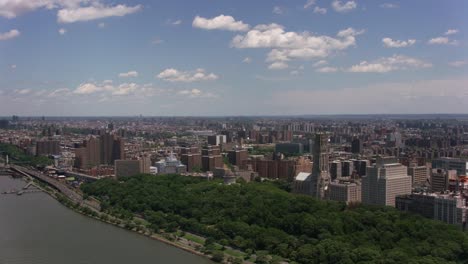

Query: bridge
[[9, 165, 101, 211]]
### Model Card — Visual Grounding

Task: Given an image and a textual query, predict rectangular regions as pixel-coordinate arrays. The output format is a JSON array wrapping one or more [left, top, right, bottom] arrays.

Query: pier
[[1, 181, 43, 195]]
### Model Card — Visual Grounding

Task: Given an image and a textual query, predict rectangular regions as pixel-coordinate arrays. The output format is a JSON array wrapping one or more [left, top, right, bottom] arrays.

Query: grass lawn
[[224, 248, 246, 258], [183, 233, 205, 244]]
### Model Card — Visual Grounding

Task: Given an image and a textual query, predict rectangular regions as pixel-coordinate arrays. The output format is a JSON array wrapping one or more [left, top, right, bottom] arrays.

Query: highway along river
[[0, 176, 213, 264]]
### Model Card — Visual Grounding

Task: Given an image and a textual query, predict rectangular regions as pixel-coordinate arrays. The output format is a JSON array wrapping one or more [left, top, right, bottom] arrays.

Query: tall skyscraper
[[202, 145, 223, 172], [310, 133, 331, 199], [342, 160, 354, 177], [100, 133, 124, 165], [330, 160, 342, 180], [74, 136, 100, 170], [180, 147, 202, 172], [351, 138, 362, 154], [36, 140, 60, 156], [139, 154, 152, 174], [207, 135, 227, 146], [74, 133, 124, 170], [362, 157, 412, 207], [227, 148, 248, 166], [87, 136, 101, 167]]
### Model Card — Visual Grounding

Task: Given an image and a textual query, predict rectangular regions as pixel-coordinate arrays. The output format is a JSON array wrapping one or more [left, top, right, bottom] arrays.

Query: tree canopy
[[0, 143, 53, 167], [81, 174, 468, 264]]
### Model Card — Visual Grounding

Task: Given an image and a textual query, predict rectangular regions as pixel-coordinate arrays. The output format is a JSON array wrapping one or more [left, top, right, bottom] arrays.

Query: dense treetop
[[82, 175, 468, 264], [0, 143, 52, 167]]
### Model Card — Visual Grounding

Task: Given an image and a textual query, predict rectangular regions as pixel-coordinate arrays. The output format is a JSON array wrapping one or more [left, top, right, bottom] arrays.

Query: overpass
[[10, 165, 101, 211], [64, 171, 101, 182]]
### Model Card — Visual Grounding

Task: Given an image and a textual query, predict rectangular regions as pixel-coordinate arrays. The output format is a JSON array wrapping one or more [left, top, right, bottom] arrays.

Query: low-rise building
[[396, 193, 467, 227], [328, 179, 361, 204]]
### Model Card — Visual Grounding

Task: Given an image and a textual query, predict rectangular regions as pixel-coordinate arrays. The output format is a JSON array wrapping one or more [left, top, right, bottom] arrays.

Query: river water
[[0, 177, 212, 264]]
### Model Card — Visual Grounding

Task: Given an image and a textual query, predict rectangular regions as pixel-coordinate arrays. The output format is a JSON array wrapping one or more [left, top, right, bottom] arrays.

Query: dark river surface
[[0, 176, 213, 264]]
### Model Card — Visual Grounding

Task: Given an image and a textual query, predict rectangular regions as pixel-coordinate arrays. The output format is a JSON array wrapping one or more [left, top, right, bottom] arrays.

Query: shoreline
[[4, 174, 214, 262], [32, 178, 214, 262]]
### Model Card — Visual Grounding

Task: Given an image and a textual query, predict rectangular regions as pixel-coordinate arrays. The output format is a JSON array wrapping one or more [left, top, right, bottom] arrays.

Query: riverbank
[[46, 183, 221, 262], [13, 168, 251, 263], [0, 176, 212, 264], [6, 169, 221, 263], [60, 198, 210, 259]]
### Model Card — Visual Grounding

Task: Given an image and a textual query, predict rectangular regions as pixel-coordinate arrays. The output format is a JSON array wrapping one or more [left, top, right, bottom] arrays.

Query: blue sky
[[0, 0, 467, 116]]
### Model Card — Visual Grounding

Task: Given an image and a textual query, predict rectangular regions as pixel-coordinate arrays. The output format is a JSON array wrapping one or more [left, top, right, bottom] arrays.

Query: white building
[[155, 153, 187, 174], [362, 157, 412, 207]]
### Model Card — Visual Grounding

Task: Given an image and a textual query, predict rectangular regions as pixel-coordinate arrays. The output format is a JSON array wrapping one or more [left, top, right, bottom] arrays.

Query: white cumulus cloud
[[0, 29, 20, 40], [268, 62, 288, 70], [380, 3, 399, 9], [177, 88, 216, 98], [119, 71, 138, 78], [48, 88, 71, 97], [348, 55, 432, 73], [0, 0, 55, 18], [0, 0, 141, 24], [313, 6, 327, 14], [273, 6, 284, 15], [445, 29, 459, 35], [313, 60, 328, 67], [304, 0, 316, 9], [74, 83, 113, 94], [157, 68, 218, 82], [382, 38, 416, 48], [72, 81, 159, 97], [171, 19, 182, 25], [427, 37, 458, 45], [316, 66, 338, 73], [57, 3, 142, 23], [331, 1, 357, 13], [232, 24, 364, 63], [192, 15, 249, 31], [112, 83, 139, 95]]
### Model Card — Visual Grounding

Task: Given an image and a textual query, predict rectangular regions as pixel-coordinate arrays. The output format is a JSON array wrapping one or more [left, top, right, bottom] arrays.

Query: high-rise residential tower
[[362, 157, 412, 207], [310, 133, 331, 199]]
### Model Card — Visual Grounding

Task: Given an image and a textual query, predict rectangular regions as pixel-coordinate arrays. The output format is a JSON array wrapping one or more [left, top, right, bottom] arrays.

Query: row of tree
[[81, 174, 468, 263], [0, 143, 52, 167]]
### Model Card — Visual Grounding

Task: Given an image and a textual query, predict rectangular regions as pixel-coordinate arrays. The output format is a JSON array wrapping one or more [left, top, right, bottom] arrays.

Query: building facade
[[362, 157, 412, 207], [328, 180, 362, 204]]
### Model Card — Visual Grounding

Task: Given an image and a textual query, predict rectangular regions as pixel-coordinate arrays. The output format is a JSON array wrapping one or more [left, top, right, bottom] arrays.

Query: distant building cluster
[[2, 115, 468, 229]]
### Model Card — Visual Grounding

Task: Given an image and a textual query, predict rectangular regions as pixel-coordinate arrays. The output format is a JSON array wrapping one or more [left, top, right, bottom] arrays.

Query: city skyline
[[0, 0, 467, 116]]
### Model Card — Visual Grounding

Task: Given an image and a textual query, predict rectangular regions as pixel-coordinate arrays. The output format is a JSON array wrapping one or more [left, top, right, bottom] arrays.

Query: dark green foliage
[[211, 251, 225, 262], [81, 174, 468, 264], [249, 146, 274, 156], [223, 156, 234, 171]]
